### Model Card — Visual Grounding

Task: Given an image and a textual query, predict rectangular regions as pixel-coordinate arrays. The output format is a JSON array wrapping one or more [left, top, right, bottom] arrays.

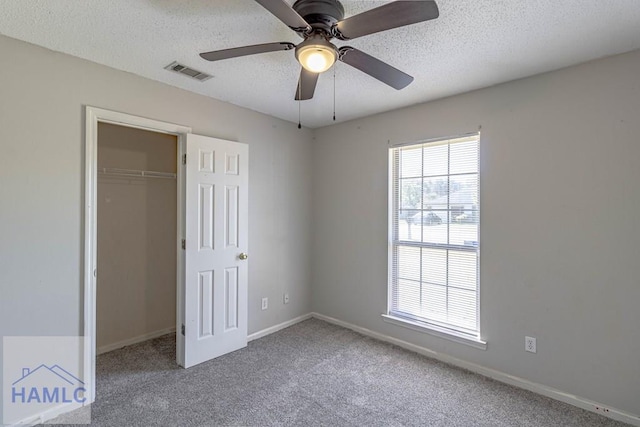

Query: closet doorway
[[84, 107, 250, 406], [96, 122, 178, 355]]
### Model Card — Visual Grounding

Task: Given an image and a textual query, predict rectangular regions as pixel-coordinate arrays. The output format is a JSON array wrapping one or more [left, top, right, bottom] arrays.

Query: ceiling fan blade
[[295, 68, 319, 100], [339, 47, 413, 90], [200, 42, 295, 62], [254, 0, 311, 32], [334, 1, 439, 40]]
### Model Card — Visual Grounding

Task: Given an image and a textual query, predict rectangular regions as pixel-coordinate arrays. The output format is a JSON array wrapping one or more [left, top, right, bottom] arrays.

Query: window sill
[[382, 314, 487, 350]]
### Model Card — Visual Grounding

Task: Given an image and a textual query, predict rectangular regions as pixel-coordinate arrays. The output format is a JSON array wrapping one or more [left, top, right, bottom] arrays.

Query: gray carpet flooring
[[60, 319, 628, 426]]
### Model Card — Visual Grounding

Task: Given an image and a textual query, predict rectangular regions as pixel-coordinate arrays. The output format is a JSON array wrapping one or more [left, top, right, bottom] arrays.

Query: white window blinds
[[390, 134, 480, 338]]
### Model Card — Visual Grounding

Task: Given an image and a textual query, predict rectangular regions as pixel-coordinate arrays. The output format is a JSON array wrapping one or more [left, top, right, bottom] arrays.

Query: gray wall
[[311, 49, 640, 416], [0, 34, 313, 408]]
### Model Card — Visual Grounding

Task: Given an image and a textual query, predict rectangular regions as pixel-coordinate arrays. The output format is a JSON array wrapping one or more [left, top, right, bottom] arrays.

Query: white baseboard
[[7, 401, 89, 426], [311, 312, 640, 427], [248, 313, 313, 342], [97, 327, 176, 355]]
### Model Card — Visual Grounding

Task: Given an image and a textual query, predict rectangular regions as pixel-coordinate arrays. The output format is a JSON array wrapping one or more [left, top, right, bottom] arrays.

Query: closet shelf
[[98, 167, 176, 180]]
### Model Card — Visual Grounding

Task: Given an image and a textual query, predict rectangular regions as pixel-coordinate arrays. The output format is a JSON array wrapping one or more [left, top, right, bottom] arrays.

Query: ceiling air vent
[[165, 61, 212, 82]]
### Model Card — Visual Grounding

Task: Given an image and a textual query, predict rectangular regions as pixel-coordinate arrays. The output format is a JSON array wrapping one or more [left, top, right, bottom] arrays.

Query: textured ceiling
[[1, 0, 640, 128]]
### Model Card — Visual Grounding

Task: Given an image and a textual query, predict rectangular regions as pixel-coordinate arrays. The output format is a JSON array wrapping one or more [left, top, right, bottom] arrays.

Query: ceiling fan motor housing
[[292, 0, 345, 35]]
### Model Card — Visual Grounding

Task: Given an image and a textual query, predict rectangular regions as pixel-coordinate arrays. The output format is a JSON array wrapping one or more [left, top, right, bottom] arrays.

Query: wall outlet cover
[[525, 336, 537, 353]]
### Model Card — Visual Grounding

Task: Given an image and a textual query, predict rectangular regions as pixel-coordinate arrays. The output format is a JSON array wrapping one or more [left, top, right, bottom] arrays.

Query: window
[[388, 134, 481, 342]]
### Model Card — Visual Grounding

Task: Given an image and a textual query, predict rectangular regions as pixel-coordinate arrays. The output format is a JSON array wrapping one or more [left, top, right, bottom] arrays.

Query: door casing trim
[[84, 106, 192, 403]]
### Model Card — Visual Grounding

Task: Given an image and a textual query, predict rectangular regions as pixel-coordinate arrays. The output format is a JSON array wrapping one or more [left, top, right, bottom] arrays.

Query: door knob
[[239, 253, 248, 260]]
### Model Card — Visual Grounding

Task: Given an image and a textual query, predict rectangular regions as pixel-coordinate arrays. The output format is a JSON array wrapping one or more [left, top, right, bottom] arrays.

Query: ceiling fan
[[200, 0, 439, 100]]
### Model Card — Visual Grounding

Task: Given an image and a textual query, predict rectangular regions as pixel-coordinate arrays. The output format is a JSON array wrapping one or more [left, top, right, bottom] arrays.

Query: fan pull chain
[[298, 76, 302, 129], [333, 65, 336, 121]]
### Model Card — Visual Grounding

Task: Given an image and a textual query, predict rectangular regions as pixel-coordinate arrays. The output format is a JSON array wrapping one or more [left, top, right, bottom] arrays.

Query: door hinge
[[181, 239, 186, 250], [182, 154, 187, 165], [181, 324, 185, 336]]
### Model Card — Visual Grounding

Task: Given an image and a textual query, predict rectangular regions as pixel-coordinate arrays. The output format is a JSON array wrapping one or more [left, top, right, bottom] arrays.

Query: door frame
[[83, 106, 192, 404]]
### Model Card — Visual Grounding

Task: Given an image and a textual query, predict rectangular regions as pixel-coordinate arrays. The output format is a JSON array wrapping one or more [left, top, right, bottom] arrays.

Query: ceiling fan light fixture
[[295, 36, 337, 73]]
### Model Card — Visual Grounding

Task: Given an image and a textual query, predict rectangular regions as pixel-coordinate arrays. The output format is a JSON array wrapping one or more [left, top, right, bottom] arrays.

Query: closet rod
[[98, 167, 176, 180]]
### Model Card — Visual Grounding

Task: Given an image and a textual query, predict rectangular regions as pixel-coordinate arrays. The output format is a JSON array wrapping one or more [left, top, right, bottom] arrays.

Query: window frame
[[386, 134, 486, 349]]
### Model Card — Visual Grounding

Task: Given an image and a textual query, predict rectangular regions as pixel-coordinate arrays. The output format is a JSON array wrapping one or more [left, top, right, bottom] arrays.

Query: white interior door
[[182, 134, 248, 368]]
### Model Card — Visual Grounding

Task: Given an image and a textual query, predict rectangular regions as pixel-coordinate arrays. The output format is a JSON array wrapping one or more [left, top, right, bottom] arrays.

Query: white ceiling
[[1, 0, 640, 128]]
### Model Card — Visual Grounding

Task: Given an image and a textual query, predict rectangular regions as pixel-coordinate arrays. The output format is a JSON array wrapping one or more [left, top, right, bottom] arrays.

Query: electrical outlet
[[261, 297, 268, 310], [283, 293, 289, 304], [525, 336, 537, 353]]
